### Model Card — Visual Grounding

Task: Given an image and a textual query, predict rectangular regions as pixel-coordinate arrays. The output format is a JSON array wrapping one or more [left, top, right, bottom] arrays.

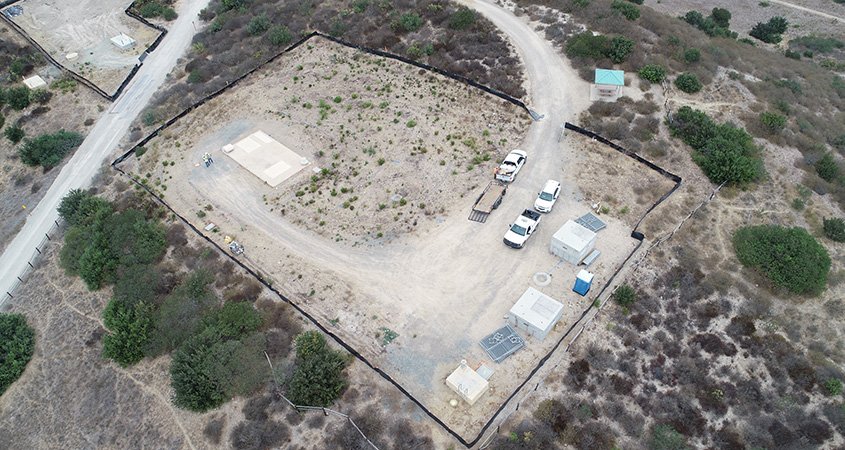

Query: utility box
[[551, 220, 597, 265], [508, 287, 564, 341], [110, 33, 136, 50], [573, 270, 594, 296], [446, 361, 489, 405]]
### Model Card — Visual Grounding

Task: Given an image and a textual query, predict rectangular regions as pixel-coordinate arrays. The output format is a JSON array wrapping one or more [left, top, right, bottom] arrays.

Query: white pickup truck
[[503, 209, 541, 248]]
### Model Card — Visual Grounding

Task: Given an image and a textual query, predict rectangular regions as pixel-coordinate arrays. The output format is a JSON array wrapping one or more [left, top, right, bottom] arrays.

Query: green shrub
[[4, 125, 24, 144], [682, 10, 736, 38], [7, 86, 30, 110], [0, 313, 35, 395], [824, 378, 843, 396], [396, 13, 423, 32], [0, 114, 4, 130], [102, 300, 154, 367], [565, 32, 609, 60], [30, 88, 52, 105], [161, 6, 177, 20], [268, 25, 292, 46], [247, 14, 270, 36], [607, 36, 635, 63], [287, 331, 349, 407], [784, 49, 801, 60], [815, 153, 839, 182], [449, 7, 476, 30], [711, 7, 731, 28], [683, 48, 701, 63], [19, 130, 84, 168], [638, 64, 666, 83], [733, 225, 830, 295], [675, 73, 702, 93], [759, 111, 786, 133], [790, 35, 844, 53], [612, 284, 637, 306], [823, 218, 845, 242], [750, 16, 788, 44], [650, 424, 687, 450], [611, 0, 640, 20]]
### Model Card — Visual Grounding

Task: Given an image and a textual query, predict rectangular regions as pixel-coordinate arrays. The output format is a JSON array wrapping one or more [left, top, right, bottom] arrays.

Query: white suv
[[534, 180, 561, 213]]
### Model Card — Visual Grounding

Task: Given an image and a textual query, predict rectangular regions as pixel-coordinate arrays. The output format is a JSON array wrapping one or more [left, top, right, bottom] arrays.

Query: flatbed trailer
[[469, 181, 507, 222]]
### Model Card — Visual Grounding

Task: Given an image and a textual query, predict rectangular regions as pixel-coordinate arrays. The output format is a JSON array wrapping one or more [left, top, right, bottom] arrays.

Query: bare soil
[[0, 28, 108, 254], [9, 0, 162, 95]]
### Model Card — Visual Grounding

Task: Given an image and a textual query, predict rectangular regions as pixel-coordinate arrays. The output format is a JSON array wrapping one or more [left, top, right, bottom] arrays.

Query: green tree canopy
[[287, 331, 349, 407], [733, 225, 830, 295], [102, 300, 154, 367], [19, 130, 84, 169], [0, 313, 35, 395]]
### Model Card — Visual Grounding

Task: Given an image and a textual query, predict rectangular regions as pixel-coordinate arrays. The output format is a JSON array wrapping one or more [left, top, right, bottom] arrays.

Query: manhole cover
[[533, 272, 552, 286]]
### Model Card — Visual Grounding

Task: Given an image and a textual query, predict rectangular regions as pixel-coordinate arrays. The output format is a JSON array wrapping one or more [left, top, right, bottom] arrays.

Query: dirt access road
[[0, 0, 212, 305], [768, 0, 845, 22]]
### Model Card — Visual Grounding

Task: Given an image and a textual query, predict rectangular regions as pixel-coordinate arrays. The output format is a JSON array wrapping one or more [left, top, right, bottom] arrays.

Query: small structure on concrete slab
[[551, 220, 598, 265], [224, 130, 308, 187], [479, 324, 524, 363], [573, 270, 594, 296], [446, 360, 489, 406], [110, 33, 136, 50], [22, 75, 47, 90], [592, 69, 624, 101], [508, 287, 564, 341]]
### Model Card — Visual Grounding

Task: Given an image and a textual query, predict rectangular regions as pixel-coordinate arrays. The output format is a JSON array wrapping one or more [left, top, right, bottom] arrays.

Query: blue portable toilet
[[572, 270, 594, 296]]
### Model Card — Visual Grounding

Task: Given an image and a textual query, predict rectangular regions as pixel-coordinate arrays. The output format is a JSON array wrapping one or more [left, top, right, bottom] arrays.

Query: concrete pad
[[225, 130, 308, 187]]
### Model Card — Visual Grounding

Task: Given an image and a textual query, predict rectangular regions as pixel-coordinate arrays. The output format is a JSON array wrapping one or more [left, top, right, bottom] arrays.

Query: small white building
[[551, 220, 597, 265], [22, 75, 47, 90], [446, 361, 489, 405], [508, 287, 564, 341], [110, 33, 136, 50]]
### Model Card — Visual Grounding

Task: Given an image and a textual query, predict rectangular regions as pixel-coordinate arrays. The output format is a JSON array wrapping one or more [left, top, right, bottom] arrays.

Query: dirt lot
[[119, 35, 677, 437], [0, 27, 108, 254], [7, 0, 161, 95], [645, 0, 845, 42]]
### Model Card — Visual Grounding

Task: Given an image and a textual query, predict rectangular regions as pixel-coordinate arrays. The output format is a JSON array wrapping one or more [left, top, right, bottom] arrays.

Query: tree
[[171, 329, 228, 411], [267, 25, 292, 46], [760, 111, 786, 133], [607, 36, 635, 63], [449, 7, 476, 30], [58, 189, 113, 227], [638, 64, 666, 83], [102, 300, 154, 367], [104, 209, 166, 267], [18, 130, 84, 168], [287, 331, 349, 407], [675, 73, 702, 93], [7, 86, 30, 110], [823, 218, 845, 242], [0, 313, 35, 395], [113, 264, 161, 306], [202, 302, 263, 339], [4, 125, 24, 144], [815, 153, 839, 182], [711, 7, 731, 28], [733, 225, 830, 295], [612, 284, 637, 306], [750, 17, 789, 44], [669, 106, 716, 149]]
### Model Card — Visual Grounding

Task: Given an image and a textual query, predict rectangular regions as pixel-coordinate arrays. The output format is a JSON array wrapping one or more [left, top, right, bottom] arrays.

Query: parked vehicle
[[495, 149, 527, 183], [503, 209, 541, 248], [534, 180, 561, 213]]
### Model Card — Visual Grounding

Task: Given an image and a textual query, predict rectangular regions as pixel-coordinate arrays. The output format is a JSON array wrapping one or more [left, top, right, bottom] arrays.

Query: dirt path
[[767, 0, 844, 22], [0, 0, 212, 305]]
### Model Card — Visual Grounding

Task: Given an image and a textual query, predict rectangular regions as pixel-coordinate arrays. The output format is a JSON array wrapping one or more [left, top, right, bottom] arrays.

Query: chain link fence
[[1, 219, 64, 308]]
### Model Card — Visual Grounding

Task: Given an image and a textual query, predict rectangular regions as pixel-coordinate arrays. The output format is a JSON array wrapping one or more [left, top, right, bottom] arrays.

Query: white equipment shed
[[551, 220, 597, 265], [446, 361, 489, 405], [23, 75, 47, 89], [508, 287, 564, 341]]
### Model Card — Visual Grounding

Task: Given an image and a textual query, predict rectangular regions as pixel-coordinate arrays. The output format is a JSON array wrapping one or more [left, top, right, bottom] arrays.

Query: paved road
[[768, 0, 844, 22], [0, 0, 211, 305]]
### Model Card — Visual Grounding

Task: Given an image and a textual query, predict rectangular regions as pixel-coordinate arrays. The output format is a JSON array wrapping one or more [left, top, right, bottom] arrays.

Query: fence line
[[263, 352, 380, 450], [1, 219, 63, 308]]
